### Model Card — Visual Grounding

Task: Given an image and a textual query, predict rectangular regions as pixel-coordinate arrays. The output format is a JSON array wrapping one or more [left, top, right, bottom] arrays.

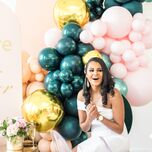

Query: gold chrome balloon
[[82, 50, 102, 65], [22, 90, 64, 132], [53, 0, 89, 29]]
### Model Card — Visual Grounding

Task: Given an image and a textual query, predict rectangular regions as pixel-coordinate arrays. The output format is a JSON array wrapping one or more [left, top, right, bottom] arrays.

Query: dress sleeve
[[77, 100, 86, 111]]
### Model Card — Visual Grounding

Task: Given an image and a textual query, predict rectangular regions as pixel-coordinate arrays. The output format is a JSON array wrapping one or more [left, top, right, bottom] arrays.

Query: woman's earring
[[86, 78, 90, 87]]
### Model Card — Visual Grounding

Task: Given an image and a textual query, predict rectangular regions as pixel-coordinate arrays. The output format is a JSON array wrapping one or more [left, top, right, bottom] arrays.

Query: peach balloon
[[29, 61, 42, 74], [40, 132, 52, 141], [35, 73, 44, 82], [22, 83, 27, 99], [26, 81, 44, 96], [29, 72, 36, 82], [38, 139, 51, 152], [124, 68, 152, 106], [22, 62, 31, 83], [101, 6, 132, 39]]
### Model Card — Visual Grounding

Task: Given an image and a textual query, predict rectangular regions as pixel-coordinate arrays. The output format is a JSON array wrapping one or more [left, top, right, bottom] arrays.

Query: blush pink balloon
[[90, 19, 107, 37], [101, 37, 115, 54], [131, 41, 145, 56], [110, 63, 127, 79], [111, 41, 125, 55], [92, 37, 105, 50], [138, 55, 148, 67], [38, 139, 51, 152], [128, 31, 142, 42], [122, 50, 136, 63], [125, 59, 139, 71], [124, 68, 152, 106], [44, 28, 62, 48], [101, 6, 132, 39], [142, 32, 152, 49], [132, 19, 145, 32], [80, 30, 94, 43], [110, 53, 121, 63]]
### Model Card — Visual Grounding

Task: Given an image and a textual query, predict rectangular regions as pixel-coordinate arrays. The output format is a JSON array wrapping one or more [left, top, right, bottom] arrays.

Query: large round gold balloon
[[22, 90, 64, 132], [53, 0, 89, 29], [82, 50, 102, 65]]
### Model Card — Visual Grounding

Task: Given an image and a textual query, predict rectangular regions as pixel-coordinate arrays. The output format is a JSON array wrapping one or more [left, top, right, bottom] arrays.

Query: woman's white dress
[[77, 100, 129, 152]]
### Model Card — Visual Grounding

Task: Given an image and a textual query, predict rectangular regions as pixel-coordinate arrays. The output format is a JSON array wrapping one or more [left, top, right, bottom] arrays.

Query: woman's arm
[[77, 90, 99, 132], [100, 89, 125, 134]]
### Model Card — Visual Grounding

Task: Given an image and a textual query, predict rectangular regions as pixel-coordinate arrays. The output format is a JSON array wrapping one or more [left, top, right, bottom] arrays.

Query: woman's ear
[[84, 65, 86, 74]]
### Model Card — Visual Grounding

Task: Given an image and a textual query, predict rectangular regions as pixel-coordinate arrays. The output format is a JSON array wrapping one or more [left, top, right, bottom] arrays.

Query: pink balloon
[[92, 37, 105, 50], [125, 59, 139, 71], [138, 55, 148, 67], [80, 30, 94, 43], [128, 31, 142, 42], [110, 53, 121, 63], [111, 41, 124, 55], [124, 68, 152, 106], [101, 37, 115, 54], [132, 19, 145, 32], [131, 41, 145, 56], [133, 13, 146, 22], [44, 28, 62, 48], [110, 63, 127, 79], [142, 32, 152, 49], [122, 50, 136, 62], [90, 20, 107, 37], [101, 6, 132, 39], [38, 139, 51, 152], [121, 39, 131, 50]]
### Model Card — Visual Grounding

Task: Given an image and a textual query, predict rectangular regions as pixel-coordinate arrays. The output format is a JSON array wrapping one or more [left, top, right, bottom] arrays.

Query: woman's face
[[86, 61, 103, 87]]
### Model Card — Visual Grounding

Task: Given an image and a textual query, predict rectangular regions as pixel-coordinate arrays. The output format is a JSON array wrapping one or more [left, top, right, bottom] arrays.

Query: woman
[[74, 57, 129, 152]]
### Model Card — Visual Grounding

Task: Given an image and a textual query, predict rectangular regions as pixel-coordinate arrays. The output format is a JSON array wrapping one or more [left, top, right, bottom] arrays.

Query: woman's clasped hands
[[86, 103, 99, 122]]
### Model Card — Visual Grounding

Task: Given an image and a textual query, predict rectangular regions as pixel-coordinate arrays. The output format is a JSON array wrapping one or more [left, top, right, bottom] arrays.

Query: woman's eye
[[98, 69, 103, 72], [89, 70, 94, 72]]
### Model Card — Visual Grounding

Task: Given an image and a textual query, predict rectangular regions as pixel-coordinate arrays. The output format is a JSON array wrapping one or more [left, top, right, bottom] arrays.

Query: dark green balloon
[[64, 95, 78, 117], [77, 43, 94, 56], [122, 1, 143, 15], [114, 78, 128, 96], [52, 70, 60, 81], [44, 72, 54, 88], [38, 48, 61, 71], [59, 69, 73, 83], [123, 96, 133, 133], [101, 53, 111, 69], [62, 22, 82, 41], [72, 76, 84, 93], [46, 80, 61, 96], [57, 116, 82, 140], [71, 132, 88, 147], [56, 37, 76, 56], [60, 55, 83, 75], [90, 10, 100, 21], [104, 0, 120, 9], [60, 83, 73, 98], [96, 6, 104, 16], [115, 0, 131, 3]]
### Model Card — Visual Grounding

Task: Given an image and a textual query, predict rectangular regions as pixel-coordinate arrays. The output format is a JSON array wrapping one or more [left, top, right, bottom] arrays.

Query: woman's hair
[[83, 57, 115, 106]]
